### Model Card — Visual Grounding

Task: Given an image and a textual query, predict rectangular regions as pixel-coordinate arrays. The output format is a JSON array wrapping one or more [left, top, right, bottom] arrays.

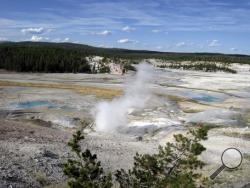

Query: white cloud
[[63, 37, 70, 42], [156, 46, 163, 50], [230, 47, 238, 52], [21, 27, 46, 34], [152, 29, 162, 33], [122, 26, 135, 32], [98, 44, 113, 48], [93, 30, 112, 36], [208, 40, 221, 47], [30, 35, 43, 42], [51, 37, 70, 42], [176, 42, 187, 47], [117, 38, 138, 44]]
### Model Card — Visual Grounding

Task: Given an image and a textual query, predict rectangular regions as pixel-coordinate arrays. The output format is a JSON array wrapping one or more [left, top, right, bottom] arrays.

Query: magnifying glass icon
[[210, 147, 243, 180]]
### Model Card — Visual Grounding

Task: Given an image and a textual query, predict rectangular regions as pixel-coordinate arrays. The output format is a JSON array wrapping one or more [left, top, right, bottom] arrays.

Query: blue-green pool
[[10, 101, 57, 110], [191, 94, 221, 102], [185, 92, 222, 103]]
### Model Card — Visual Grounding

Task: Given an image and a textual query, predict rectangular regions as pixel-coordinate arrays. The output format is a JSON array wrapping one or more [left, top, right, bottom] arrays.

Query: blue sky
[[0, 0, 250, 54]]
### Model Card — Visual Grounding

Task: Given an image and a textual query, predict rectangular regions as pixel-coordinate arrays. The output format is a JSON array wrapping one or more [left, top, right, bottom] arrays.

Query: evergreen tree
[[64, 125, 209, 188], [63, 130, 113, 188], [115, 126, 209, 188]]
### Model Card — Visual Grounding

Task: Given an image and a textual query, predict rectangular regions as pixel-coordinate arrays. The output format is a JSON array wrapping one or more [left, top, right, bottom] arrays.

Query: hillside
[[0, 41, 250, 73]]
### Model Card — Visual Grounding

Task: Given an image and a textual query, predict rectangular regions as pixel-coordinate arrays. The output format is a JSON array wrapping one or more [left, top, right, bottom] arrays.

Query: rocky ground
[[0, 118, 73, 187], [0, 118, 160, 188]]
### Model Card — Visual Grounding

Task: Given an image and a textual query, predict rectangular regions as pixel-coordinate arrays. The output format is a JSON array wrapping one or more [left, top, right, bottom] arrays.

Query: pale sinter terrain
[[0, 62, 250, 187]]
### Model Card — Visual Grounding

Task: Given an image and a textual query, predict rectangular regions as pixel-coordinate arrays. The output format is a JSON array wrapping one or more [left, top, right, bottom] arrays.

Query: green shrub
[[123, 62, 136, 71], [115, 126, 209, 188], [64, 126, 209, 188], [34, 171, 49, 186], [63, 130, 113, 188], [99, 65, 110, 73]]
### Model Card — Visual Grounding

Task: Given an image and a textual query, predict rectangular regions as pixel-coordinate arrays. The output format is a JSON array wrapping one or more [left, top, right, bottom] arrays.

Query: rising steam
[[95, 63, 154, 132]]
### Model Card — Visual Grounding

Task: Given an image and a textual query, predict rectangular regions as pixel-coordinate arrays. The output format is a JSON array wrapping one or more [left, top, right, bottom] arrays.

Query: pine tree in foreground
[[63, 130, 113, 188], [64, 125, 209, 188], [115, 125, 209, 188]]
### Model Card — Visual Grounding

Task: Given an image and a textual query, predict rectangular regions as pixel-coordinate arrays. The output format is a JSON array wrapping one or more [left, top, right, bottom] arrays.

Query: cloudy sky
[[0, 0, 250, 54]]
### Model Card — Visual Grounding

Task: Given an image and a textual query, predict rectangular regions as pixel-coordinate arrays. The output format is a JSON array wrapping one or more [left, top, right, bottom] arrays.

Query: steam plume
[[95, 63, 154, 132]]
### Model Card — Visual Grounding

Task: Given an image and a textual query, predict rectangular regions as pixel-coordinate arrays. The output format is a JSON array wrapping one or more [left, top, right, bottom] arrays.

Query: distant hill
[[0, 41, 249, 73], [1, 41, 250, 58]]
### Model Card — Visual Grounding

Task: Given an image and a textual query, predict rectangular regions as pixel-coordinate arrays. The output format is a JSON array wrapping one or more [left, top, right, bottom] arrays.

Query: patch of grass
[[182, 109, 202, 113], [223, 131, 250, 140], [202, 123, 223, 130], [243, 113, 250, 124], [44, 182, 69, 188], [162, 93, 217, 107], [0, 81, 123, 99], [34, 171, 49, 186], [166, 94, 187, 102], [188, 122, 222, 130], [150, 128, 162, 137], [243, 154, 250, 161]]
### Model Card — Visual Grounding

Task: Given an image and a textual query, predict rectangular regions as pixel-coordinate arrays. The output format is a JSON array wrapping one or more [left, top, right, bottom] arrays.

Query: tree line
[[0, 46, 91, 73], [158, 62, 237, 73], [0, 42, 250, 73]]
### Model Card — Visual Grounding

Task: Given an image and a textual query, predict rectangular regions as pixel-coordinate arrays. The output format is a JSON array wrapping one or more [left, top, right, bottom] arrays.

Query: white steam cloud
[[95, 63, 154, 132]]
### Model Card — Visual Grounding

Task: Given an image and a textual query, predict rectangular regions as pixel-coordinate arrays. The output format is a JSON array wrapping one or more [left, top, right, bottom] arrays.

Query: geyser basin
[[9, 100, 57, 110]]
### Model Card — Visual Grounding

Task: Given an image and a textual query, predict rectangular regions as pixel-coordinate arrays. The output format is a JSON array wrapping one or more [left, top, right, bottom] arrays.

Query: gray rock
[[242, 183, 250, 188], [42, 150, 59, 159]]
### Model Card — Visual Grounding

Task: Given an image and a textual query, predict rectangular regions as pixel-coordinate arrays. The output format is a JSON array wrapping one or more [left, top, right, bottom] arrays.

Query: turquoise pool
[[10, 100, 57, 110], [185, 92, 222, 103], [191, 94, 221, 102]]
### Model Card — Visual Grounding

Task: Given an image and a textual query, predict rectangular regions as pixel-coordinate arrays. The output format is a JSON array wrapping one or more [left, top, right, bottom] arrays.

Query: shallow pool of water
[[9, 100, 57, 110], [191, 94, 220, 102], [185, 92, 222, 103]]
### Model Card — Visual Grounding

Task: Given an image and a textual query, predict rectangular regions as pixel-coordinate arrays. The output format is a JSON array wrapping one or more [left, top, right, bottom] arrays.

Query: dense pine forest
[[0, 41, 250, 73], [0, 44, 91, 73]]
